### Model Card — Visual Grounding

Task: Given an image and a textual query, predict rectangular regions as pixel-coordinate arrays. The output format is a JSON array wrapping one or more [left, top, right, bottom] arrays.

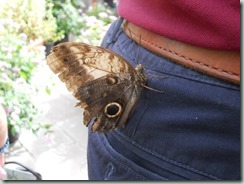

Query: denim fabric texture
[[87, 18, 240, 180]]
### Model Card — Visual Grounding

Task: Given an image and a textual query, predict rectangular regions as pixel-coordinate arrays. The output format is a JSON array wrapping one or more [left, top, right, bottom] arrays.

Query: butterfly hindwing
[[46, 42, 146, 133]]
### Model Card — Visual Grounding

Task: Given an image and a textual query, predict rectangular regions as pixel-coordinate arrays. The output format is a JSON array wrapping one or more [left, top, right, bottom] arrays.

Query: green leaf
[[19, 71, 27, 80], [45, 87, 51, 95]]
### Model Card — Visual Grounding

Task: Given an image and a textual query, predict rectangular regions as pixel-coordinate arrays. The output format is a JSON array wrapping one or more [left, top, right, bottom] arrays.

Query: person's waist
[[121, 20, 240, 85]]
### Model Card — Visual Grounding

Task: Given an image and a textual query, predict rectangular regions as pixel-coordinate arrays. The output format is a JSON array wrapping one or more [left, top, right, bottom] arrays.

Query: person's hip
[[90, 17, 241, 180]]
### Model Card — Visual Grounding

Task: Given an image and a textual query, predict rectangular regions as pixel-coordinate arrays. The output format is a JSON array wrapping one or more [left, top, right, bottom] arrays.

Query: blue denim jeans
[[87, 18, 240, 180]]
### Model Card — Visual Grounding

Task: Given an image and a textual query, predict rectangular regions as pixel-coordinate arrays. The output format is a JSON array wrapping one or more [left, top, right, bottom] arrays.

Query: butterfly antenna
[[141, 84, 164, 94]]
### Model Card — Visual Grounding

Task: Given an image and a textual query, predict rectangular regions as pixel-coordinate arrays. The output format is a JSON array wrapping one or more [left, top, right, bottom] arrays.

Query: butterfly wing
[[46, 42, 144, 133]]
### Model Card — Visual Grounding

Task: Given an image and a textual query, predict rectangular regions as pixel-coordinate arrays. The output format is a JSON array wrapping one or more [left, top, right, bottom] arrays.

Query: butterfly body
[[46, 42, 146, 133]]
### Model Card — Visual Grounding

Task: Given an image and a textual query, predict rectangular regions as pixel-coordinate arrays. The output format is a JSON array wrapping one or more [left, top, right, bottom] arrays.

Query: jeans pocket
[[87, 131, 168, 180]]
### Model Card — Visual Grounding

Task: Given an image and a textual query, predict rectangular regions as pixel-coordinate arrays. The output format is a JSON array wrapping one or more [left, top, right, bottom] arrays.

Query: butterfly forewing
[[46, 42, 146, 133]]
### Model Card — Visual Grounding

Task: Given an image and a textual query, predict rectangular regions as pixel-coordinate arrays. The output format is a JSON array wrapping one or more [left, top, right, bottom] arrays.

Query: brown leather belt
[[122, 20, 240, 85]]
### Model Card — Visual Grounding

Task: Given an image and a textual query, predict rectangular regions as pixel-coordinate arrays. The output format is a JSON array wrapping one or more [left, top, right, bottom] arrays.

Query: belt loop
[[103, 17, 124, 48]]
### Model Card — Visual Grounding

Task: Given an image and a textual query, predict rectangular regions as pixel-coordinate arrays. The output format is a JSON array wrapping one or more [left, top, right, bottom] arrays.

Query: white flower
[[10, 112, 20, 121], [12, 66, 20, 74], [13, 106, 21, 115], [85, 16, 98, 27], [1, 73, 11, 83], [109, 15, 117, 21], [98, 12, 108, 19]]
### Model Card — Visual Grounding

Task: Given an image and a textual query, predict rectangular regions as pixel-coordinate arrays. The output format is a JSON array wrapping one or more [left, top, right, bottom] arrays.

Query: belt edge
[[122, 20, 240, 86]]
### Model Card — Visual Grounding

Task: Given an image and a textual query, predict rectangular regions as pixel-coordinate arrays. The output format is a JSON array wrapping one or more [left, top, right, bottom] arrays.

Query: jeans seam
[[116, 130, 222, 180], [131, 95, 149, 139], [147, 68, 239, 90]]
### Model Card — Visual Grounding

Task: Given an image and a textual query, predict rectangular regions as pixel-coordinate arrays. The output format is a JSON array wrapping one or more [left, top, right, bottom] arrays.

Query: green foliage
[[0, 34, 52, 135], [0, 0, 62, 43], [48, 0, 85, 37], [75, 2, 117, 45], [0, 0, 54, 135]]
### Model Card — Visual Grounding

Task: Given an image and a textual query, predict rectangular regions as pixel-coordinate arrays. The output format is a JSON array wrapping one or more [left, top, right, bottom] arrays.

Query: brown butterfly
[[46, 42, 147, 133]]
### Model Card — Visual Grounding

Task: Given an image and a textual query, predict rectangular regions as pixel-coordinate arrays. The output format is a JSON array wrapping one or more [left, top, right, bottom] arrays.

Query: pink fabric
[[118, 0, 240, 51]]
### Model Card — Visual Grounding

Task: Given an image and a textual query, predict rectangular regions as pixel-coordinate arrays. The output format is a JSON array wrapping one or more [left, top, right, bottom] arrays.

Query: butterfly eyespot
[[104, 102, 123, 118], [106, 76, 118, 85]]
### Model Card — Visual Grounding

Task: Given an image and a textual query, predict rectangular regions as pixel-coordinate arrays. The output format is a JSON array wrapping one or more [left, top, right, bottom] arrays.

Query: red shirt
[[118, 0, 240, 51]]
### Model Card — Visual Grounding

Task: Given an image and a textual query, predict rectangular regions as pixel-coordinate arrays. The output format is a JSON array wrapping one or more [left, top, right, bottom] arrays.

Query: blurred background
[[0, 0, 117, 180]]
